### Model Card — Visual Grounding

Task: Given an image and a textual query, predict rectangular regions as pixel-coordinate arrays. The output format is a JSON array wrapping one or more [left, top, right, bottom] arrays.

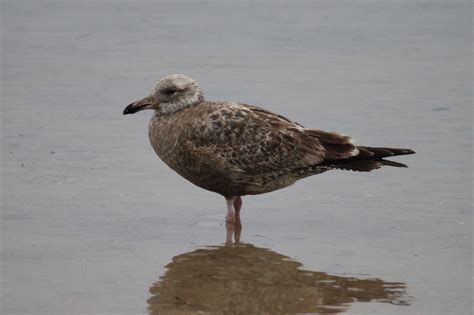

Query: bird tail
[[356, 146, 415, 159], [319, 146, 415, 172]]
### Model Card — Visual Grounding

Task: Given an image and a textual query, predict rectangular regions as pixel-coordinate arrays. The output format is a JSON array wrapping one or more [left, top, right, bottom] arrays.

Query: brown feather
[[305, 129, 358, 160], [149, 101, 327, 196]]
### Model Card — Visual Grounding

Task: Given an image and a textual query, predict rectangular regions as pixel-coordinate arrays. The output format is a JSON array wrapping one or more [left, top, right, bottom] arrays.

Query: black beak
[[123, 95, 155, 115], [123, 102, 142, 115]]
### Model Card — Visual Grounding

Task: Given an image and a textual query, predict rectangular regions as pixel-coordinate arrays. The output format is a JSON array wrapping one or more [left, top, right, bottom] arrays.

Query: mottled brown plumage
[[124, 74, 415, 222]]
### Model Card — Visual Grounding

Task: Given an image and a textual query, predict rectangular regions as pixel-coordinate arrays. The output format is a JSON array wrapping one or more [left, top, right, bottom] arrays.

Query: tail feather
[[328, 159, 408, 172], [357, 146, 415, 158], [320, 146, 415, 172]]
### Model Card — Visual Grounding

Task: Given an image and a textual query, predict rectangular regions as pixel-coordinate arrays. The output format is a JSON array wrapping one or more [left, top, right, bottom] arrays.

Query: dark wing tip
[[380, 159, 409, 168], [392, 148, 415, 155]]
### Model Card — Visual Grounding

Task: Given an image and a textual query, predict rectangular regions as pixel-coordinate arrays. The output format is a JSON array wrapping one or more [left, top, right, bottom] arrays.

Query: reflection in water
[[148, 224, 408, 314]]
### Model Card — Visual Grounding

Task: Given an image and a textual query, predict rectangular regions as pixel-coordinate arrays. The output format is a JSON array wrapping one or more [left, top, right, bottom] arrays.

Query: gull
[[123, 74, 415, 222]]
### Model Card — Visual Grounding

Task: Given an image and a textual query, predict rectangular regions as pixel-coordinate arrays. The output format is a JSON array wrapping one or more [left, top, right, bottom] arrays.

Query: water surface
[[148, 224, 409, 314], [1, 1, 472, 314]]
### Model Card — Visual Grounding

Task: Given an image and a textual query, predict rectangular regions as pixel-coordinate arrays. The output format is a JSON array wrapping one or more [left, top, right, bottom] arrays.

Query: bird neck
[[158, 94, 205, 116]]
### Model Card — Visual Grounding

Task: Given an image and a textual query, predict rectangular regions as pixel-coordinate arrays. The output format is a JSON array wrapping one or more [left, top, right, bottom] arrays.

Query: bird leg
[[225, 196, 243, 223], [225, 197, 235, 222], [233, 221, 242, 242], [233, 196, 242, 223], [225, 222, 234, 244], [225, 220, 242, 244]]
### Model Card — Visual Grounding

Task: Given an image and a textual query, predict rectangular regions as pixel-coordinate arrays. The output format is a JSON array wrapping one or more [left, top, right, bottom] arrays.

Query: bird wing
[[183, 102, 326, 175], [304, 129, 359, 160]]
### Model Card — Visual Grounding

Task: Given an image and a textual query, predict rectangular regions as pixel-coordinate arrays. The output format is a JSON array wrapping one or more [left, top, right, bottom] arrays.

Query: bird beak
[[123, 95, 156, 115]]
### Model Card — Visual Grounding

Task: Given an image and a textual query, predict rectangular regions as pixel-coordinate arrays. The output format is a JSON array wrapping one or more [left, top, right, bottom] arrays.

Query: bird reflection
[[148, 223, 409, 314]]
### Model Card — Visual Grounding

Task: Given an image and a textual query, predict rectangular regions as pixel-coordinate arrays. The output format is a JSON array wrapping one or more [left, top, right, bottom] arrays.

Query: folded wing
[[185, 102, 326, 175]]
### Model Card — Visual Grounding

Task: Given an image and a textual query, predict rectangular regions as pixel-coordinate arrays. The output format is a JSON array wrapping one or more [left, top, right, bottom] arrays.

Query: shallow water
[[148, 223, 409, 314], [1, 1, 472, 314]]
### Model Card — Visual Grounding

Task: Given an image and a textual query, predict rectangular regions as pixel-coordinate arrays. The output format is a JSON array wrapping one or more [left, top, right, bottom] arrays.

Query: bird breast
[[148, 113, 183, 170]]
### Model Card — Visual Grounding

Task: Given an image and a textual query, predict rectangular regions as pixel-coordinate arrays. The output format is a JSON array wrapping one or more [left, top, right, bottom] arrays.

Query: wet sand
[[1, 1, 472, 314]]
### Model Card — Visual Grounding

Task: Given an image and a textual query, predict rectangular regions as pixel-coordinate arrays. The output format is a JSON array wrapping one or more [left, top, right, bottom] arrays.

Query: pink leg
[[225, 196, 243, 223], [225, 198, 235, 222], [225, 221, 234, 244], [225, 221, 242, 244], [233, 196, 243, 222]]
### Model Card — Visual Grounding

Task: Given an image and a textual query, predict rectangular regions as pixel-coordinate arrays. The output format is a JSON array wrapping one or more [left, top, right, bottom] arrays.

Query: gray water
[[1, 1, 472, 314]]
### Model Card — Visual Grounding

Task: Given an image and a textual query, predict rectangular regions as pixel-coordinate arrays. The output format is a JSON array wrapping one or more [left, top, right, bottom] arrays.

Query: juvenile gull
[[123, 74, 415, 222]]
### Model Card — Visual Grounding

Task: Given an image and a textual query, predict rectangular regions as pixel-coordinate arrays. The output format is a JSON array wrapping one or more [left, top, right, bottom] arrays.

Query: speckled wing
[[184, 102, 326, 176]]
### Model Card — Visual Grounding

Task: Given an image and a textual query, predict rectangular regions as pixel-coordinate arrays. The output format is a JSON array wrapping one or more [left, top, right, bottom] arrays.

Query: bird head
[[123, 74, 204, 115]]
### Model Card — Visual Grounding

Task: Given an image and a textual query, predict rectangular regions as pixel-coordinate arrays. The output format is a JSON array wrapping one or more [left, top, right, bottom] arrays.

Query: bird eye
[[163, 89, 176, 95]]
